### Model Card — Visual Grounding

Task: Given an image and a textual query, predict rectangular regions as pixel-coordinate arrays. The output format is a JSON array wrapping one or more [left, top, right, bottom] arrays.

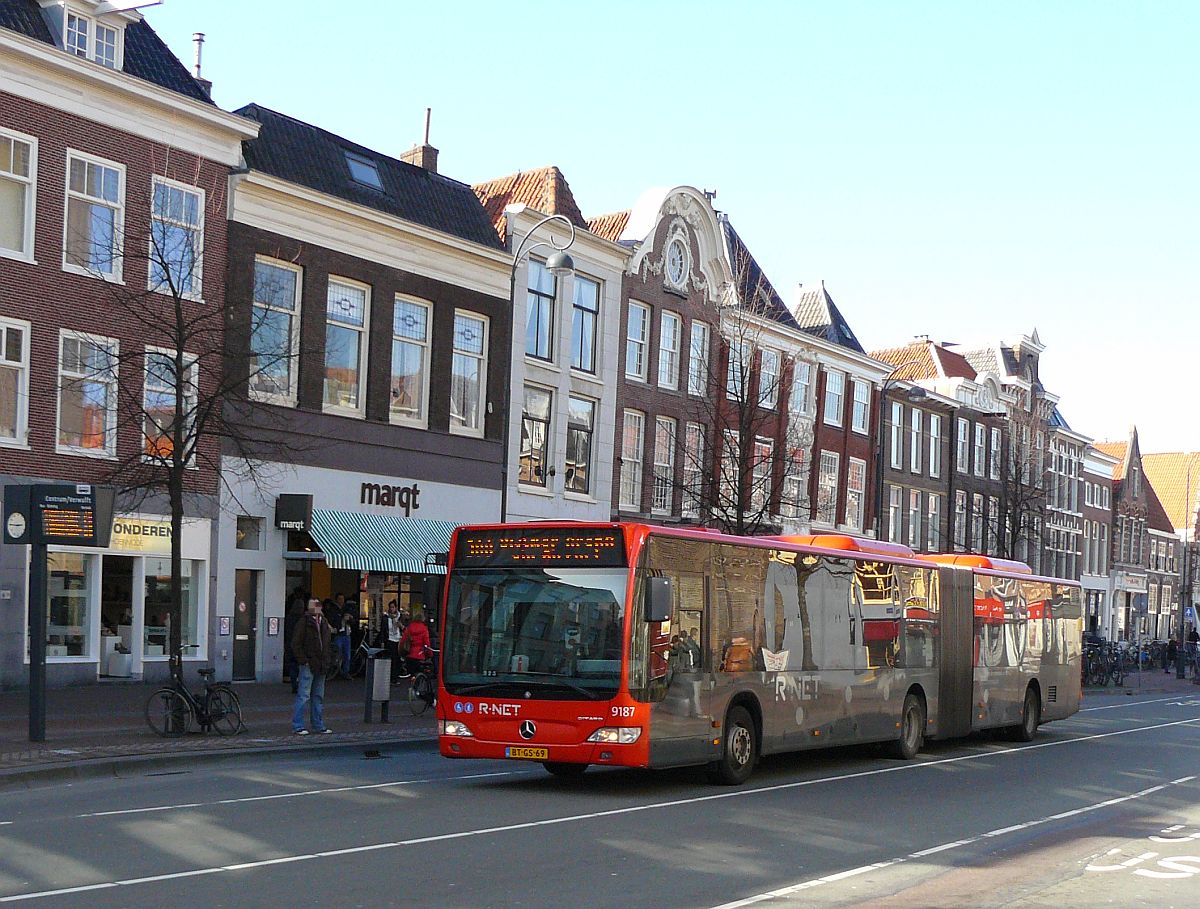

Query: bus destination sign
[[455, 528, 626, 569]]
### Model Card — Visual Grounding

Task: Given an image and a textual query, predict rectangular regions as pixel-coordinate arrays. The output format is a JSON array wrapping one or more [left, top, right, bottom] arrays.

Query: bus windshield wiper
[[515, 674, 602, 700], [450, 676, 603, 700]]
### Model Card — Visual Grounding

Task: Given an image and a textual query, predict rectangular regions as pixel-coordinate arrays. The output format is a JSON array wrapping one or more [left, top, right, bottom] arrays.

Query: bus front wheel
[[890, 693, 925, 760], [708, 705, 757, 785]]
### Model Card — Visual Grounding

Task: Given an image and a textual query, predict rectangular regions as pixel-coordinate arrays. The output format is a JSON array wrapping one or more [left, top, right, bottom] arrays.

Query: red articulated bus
[[435, 522, 1082, 784]]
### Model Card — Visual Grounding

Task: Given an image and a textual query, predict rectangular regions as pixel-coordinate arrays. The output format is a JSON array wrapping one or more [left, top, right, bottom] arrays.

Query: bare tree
[[61, 152, 313, 682], [994, 402, 1049, 566], [674, 279, 813, 537]]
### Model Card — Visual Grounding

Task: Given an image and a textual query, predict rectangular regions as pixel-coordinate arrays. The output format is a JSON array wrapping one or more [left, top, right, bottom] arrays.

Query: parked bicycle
[[407, 646, 438, 716], [326, 631, 383, 681], [145, 664, 243, 736]]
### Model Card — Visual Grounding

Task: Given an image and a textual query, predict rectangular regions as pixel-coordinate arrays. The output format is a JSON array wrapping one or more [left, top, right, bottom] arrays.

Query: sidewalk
[[1083, 665, 1200, 697], [0, 676, 437, 787]]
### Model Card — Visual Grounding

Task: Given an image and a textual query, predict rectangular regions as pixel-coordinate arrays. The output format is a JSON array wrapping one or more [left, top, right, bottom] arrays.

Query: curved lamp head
[[545, 249, 575, 278]]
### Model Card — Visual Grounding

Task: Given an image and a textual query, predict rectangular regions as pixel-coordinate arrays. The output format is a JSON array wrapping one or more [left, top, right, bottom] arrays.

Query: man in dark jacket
[[291, 598, 333, 734]]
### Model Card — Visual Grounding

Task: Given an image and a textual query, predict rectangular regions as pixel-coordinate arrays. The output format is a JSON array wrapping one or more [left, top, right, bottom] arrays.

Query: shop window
[[236, 516, 262, 551], [47, 552, 92, 657], [143, 558, 199, 657]]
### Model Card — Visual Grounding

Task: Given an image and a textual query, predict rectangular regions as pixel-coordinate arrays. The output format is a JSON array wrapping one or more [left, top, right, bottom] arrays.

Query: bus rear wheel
[[1011, 687, 1041, 742], [708, 705, 757, 785], [890, 693, 925, 760], [543, 761, 587, 778]]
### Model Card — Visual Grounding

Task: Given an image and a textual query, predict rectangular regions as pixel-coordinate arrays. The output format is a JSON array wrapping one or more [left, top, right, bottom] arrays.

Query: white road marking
[[709, 777, 1195, 908], [1080, 695, 1192, 712], [71, 770, 521, 820], [0, 719, 1196, 904]]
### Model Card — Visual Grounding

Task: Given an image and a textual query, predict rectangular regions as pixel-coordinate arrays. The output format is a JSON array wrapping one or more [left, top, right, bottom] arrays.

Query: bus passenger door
[[937, 568, 974, 739]]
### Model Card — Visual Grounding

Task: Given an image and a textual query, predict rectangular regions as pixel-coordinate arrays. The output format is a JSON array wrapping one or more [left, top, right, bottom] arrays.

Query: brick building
[[1080, 447, 1117, 633], [1096, 430, 1154, 640], [217, 105, 510, 681], [0, 0, 255, 686]]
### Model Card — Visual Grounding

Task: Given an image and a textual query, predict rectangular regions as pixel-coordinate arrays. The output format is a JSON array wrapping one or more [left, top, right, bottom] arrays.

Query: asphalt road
[[0, 693, 1198, 909]]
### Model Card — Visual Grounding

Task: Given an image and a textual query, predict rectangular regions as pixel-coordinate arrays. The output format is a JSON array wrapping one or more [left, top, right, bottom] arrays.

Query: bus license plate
[[505, 747, 548, 760]]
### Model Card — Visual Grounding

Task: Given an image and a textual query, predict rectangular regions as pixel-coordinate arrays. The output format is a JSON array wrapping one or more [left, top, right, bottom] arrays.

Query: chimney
[[191, 32, 212, 97], [400, 108, 439, 173]]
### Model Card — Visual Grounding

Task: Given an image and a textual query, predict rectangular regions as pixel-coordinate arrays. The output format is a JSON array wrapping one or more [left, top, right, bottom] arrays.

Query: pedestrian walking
[[332, 594, 353, 678], [283, 588, 306, 693], [291, 598, 333, 735], [1166, 638, 1178, 674], [384, 601, 404, 683]]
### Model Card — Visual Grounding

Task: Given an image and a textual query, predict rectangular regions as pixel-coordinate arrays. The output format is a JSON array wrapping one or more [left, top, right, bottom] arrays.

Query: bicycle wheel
[[349, 649, 367, 679], [408, 673, 434, 716], [207, 687, 244, 736], [325, 660, 342, 682], [146, 688, 192, 737]]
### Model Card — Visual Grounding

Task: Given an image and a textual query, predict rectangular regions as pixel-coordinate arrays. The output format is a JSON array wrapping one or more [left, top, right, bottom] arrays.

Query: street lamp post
[[499, 211, 576, 523], [1176, 462, 1193, 678], [873, 362, 926, 541]]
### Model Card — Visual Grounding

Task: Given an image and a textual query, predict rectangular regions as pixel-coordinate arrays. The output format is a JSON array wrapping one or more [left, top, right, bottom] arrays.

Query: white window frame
[[846, 457, 866, 532], [974, 424, 986, 478], [750, 436, 773, 514], [148, 175, 204, 300], [652, 417, 677, 514], [823, 369, 844, 427], [687, 322, 710, 396], [759, 349, 780, 409], [619, 409, 645, 509], [658, 311, 682, 390], [519, 384, 554, 489], [625, 301, 649, 381], [248, 255, 302, 405], [817, 450, 840, 525], [988, 496, 999, 554], [570, 274, 600, 374], [889, 401, 903, 469], [888, 485, 903, 542], [142, 345, 198, 465], [790, 360, 812, 415], [954, 490, 967, 547], [56, 329, 118, 458], [63, 149, 125, 282], [450, 310, 488, 438], [972, 493, 984, 548], [64, 10, 124, 69], [927, 494, 941, 551], [0, 126, 37, 263], [389, 294, 432, 427], [956, 418, 970, 473], [681, 422, 705, 519], [908, 488, 921, 549], [780, 448, 805, 521], [851, 379, 869, 433], [989, 426, 1001, 480], [0, 316, 31, 447], [525, 259, 555, 363], [322, 275, 370, 417], [910, 409, 922, 474], [928, 413, 941, 478], [726, 340, 749, 402]]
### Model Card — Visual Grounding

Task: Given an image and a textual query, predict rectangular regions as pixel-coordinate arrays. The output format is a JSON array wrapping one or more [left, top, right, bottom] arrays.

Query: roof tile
[[791, 281, 864, 353], [472, 166, 588, 244], [1141, 451, 1200, 531], [586, 210, 630, 243]]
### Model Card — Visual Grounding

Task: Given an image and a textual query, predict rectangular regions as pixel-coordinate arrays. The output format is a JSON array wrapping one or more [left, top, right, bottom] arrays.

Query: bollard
[[364, 650, 391, 723]]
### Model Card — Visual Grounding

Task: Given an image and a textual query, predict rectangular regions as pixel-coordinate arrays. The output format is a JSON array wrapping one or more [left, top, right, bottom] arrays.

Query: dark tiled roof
[[472, 167, 589, 244], [237, 104, 503, 250], [587, 210, 630, 243], [792, 282, 865, 353], [719, 216, 800, 331], [1048, 407, 1071, 430], [0, 0, 212, 103]]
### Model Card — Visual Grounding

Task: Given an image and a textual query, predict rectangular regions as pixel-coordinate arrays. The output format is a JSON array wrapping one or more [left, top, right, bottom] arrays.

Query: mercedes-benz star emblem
[[519, 720, 537, 740]]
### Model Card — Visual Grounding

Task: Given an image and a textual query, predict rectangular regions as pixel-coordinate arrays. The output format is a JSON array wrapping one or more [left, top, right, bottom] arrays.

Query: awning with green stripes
[[308, 510, 454, 575]]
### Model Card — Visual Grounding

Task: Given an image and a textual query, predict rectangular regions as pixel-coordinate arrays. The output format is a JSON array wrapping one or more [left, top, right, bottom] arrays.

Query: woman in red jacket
[[398, 608, 432, 678]]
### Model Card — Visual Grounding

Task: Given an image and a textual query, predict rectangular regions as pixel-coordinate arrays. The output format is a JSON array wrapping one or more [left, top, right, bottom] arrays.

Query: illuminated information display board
[[454, 528, 626, 569]]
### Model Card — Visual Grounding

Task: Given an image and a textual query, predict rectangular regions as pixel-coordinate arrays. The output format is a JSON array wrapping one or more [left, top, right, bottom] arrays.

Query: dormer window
[[44, 3, 125, 70], [345, 152, 383, 190]]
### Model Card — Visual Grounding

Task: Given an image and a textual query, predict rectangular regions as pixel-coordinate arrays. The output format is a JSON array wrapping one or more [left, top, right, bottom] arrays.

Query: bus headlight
[[440, 720, 474, 737], [586, 727, 642, 744]]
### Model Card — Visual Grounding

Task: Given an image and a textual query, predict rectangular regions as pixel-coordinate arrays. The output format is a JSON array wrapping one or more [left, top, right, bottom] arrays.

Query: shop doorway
[[100, 556, 135, 671], [233, 569, 259, 680]]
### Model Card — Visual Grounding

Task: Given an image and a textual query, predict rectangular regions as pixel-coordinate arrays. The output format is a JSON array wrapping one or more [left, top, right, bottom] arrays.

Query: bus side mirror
[[644, 577, 672, 623], [422, 576, 443, 614]]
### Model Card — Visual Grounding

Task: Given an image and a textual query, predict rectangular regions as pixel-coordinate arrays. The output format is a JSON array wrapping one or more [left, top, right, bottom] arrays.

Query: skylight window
[[345, 152, 383, 190]]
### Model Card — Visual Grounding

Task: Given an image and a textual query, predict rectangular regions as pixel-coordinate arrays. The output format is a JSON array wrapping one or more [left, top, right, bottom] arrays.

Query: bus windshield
[[441, 568, 628, 700]]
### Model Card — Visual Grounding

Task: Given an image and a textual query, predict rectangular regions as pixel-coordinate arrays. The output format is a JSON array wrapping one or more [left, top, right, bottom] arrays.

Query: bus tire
[[543, 762, 587, 778], [708, 705, 757, 785], [890, 692, 925, 760], [1011, 686, 1040, 742]]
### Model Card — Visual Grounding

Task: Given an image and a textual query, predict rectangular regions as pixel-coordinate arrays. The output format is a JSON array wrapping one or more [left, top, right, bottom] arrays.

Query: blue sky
[[145, 1, 1197, 453]]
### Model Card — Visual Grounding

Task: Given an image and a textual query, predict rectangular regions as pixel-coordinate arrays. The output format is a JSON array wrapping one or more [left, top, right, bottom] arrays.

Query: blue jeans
[[335, 633, 351, 675], [291, 664, 326, 732]]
